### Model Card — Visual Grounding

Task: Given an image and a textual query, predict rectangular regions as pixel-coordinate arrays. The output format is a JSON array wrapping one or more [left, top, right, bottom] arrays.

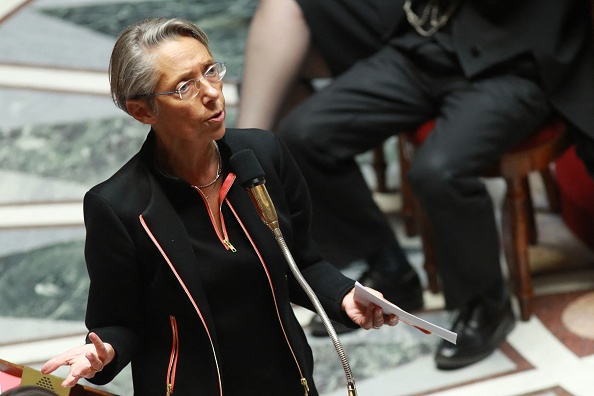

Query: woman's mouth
[[208, 110, 225, 123]]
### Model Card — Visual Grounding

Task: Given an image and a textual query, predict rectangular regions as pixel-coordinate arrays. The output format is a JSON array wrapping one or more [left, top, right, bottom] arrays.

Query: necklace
[[195, 141, 222, 189], [200, 177, 219, 200], [403, 0, 461, 37], [195, 141, 222, 200]]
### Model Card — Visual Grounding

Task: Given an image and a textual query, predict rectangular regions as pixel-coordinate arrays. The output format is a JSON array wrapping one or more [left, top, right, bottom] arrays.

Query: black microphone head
[[230, 149, 266, 189]]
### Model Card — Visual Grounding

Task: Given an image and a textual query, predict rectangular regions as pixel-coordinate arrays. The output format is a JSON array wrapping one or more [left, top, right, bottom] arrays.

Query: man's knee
[[277, 110, 320, 152], [407, 153, 456, 201]]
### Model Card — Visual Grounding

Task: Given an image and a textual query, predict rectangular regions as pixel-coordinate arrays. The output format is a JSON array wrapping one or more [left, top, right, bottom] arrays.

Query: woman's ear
[[126, 99, 157, 125]]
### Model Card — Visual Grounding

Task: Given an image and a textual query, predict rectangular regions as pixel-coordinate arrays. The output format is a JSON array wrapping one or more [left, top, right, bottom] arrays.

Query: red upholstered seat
[[394, 119, 571, 320], [556, 145, 594, 250], [409, 119, 566, 153]]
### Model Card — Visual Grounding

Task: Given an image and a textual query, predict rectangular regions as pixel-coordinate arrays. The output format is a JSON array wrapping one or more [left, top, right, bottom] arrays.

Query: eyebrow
[[176, 60, 215, 82]]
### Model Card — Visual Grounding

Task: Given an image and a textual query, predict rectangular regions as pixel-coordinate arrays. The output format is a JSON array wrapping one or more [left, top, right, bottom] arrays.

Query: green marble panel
[[0, 117, 148, 186], [0, 240, 87, 320], [39, 0, 259, 80]]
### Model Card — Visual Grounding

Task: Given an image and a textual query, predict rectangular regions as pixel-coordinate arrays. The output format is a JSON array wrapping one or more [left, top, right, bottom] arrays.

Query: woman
[[40, 18, 397, 395]]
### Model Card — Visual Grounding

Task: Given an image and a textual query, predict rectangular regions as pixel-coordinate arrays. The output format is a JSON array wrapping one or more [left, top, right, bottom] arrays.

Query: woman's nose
[[200, 80, 221, 103]]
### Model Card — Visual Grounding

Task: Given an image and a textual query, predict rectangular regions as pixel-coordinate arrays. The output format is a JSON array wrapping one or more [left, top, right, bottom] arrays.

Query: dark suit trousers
[[278, 44, 551, 309]]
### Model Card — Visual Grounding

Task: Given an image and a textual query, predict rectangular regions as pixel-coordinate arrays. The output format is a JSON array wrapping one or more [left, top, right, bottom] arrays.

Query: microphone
[[230, 149, 280, 237], [230, 149, 358, 396]]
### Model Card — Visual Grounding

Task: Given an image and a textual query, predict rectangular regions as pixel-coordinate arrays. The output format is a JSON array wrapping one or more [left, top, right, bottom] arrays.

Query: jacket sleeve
[[82, 190, 143, 384], [270, 133, 357, 325]]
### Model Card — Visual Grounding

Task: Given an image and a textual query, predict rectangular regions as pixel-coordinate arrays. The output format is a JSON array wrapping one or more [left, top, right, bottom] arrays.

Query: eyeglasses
[[136, 62, 226, 100]]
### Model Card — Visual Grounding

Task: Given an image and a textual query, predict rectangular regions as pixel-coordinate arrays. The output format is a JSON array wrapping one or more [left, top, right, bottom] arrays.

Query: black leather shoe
[[309, 268, 424, 337], [435, 297, 516, 370]]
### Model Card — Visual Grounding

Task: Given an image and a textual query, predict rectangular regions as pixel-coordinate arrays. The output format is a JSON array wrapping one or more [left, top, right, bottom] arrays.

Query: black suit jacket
[[83, 128, 355, 395], [301, 0, 594, 144]]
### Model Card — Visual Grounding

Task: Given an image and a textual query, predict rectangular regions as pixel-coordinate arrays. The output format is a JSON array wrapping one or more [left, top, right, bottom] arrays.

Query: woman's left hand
[[341, 287, 399, 330], [41, 332, 114, 388]]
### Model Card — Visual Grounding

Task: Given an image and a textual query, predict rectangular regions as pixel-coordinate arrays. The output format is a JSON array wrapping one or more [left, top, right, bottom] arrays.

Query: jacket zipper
[[193, 186, 236, 252], [226, 200, 309, 396], [166, 315, 179, 396], [301, 378, 310, 396], [139, 215, 224, 396], [222, 239, 236, 252], [140, 171, 308, 395]]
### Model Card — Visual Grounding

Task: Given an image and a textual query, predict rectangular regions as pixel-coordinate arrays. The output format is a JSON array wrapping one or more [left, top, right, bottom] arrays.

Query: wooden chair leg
[[524, 178, 538, 245], [396, 134, 440, 292], [540, 167, 562, 213], [372, 146, 388, 192], [398, 136, 419, 237], [502, 177, 534, 321], [419, 209, 441, 293]]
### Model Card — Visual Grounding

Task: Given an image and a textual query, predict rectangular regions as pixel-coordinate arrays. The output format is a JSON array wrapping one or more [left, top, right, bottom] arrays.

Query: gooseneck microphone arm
[[230, 149, 358, 396]]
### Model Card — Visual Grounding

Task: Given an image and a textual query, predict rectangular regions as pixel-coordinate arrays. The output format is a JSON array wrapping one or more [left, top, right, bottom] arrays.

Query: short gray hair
[[109, 18, 210, 114]]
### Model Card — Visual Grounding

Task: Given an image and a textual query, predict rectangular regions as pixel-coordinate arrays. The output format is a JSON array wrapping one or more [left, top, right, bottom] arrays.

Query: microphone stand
[[247, 183, 358, 396]]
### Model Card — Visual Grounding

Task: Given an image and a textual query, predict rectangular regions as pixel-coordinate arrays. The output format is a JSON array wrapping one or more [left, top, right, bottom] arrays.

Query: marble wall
[[0, 0, 256, 329]]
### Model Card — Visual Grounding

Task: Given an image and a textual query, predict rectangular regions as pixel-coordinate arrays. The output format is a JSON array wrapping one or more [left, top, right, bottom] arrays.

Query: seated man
[[238, 0, 426, 339], [237, 0, 594, 370]]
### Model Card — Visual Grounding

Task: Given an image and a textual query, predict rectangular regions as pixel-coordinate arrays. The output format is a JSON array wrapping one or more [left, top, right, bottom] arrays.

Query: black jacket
[[82, 128, 355, 395], [301, 0, 594, 169]]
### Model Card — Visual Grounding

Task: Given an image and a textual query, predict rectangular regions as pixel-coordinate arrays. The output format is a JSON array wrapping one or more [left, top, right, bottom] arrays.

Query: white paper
[[354, 281, 457, 344]]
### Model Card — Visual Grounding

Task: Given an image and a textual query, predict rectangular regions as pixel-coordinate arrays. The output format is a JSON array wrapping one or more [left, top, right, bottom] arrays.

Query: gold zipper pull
[[223, 239, 237, 252], [301, 378, 309, 396], [166, 383, 172, 396]]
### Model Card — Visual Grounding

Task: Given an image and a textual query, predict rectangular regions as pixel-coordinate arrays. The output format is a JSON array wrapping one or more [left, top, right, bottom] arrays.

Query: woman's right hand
[[41, 332, 115, 388]]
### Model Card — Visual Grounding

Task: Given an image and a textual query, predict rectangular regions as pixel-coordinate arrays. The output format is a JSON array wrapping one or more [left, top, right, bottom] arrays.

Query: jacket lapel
[[140, 170, 217, 331]]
